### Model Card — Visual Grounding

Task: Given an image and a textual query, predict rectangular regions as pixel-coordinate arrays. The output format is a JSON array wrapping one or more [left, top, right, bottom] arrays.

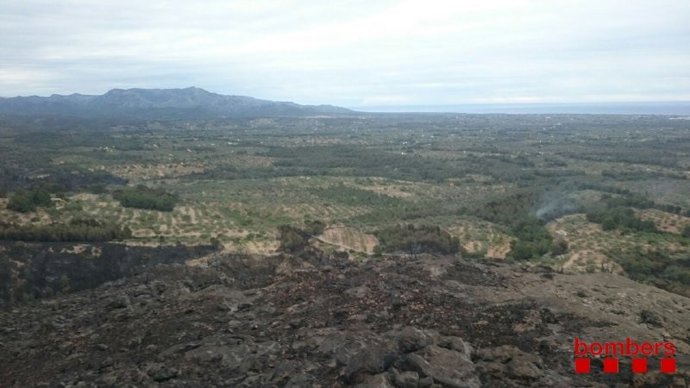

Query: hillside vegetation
[[1, 113, 688, 296]]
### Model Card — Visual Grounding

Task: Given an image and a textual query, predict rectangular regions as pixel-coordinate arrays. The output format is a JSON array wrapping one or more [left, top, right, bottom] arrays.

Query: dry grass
[[636, 209, 690, 235], [448, 221, 514, 259], [316, 225, 379, 254], [106, 162, 207, 180]]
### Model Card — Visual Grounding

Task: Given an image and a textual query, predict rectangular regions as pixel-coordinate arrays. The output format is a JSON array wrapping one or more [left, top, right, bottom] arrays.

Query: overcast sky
[[1, 0, 689, 107]]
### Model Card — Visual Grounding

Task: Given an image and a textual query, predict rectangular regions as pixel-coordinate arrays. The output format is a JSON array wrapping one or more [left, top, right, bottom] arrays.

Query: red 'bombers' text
[[574, 337, 676, 357]]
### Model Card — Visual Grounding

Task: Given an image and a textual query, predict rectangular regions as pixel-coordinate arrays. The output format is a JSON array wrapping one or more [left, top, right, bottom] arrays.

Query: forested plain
[[0, 113, 689, 296]]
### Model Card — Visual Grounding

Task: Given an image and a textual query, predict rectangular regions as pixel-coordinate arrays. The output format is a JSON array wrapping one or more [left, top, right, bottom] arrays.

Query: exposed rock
[[640, 309, 663, 327], [394, 326, 438, 353], [392, 370, 420, 388], [418, 376, 434, 387], [285, 373, 317, 387], [95, 343, 108, 351], [314, 330, 398, 383], [475, 345, 544, 381], [632, 372, 688, 387], [438, 336, 473, 355], [145, 362, 179, 382], [356, 373, 394, 388], [403, 345, 479, 388], [104, 295, 130, 310], [346, 286, 371, 299]]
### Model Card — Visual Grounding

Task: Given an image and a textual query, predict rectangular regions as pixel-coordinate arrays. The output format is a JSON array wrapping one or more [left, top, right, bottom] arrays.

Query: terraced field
[[316, 225, 379, 254]]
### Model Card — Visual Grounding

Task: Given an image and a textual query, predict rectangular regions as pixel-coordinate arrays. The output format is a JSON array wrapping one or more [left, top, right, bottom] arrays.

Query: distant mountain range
[[0, 87, 353, 119]]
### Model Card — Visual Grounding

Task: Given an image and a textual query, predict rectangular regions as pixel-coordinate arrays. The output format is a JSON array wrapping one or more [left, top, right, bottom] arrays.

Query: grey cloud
[[1, 0, 689, 106]]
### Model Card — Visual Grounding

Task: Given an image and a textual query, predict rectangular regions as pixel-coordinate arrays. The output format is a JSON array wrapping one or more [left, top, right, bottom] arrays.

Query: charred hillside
[[0, 249, 688, 387]]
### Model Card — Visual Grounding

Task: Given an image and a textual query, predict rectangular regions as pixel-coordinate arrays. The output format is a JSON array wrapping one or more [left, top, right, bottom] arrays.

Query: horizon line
[[350, 101, 690, 115]]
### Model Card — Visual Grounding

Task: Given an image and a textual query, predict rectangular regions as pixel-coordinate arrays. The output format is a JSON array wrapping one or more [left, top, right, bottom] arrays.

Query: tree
[[113, 185, 178, 211], [210, 236, 223, 250], [682, 225, 690, 239], [376, 224, 459, 255], [510, 240, 536, 261], [303, 219, 326, 236], [7, 192, 35, 213], [551, 238, 569, 256], [277, 225, 309, 253], [6, 186, 55, 213]]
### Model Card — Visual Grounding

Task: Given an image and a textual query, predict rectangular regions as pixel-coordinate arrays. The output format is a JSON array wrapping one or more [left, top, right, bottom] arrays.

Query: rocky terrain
[[0, 249, 688, 387]]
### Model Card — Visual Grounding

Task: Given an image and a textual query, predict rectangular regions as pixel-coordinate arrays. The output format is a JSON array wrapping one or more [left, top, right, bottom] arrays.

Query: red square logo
[[660, 358, 676, 374], [574, 358, 590, 374], [631, 358, 648, 374], [603, 358, 619, 373]]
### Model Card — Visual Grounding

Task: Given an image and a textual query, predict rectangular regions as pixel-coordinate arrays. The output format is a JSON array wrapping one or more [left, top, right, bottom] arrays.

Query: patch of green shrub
[[682, 225, 690, 238], [376, 224, 459, 255], [277, 224, 310, 253], [113, 185, 178, 211], [7, 186, 55, 213], [586, 207, 657, 233], [508, 217, 553, 260]]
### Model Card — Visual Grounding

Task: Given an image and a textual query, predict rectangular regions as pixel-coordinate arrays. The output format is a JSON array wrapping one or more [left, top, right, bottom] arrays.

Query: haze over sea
[[355, 102, 690, 115]]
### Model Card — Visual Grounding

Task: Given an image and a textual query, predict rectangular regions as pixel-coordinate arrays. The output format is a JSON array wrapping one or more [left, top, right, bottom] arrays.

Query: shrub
[[510, 240, 538, 261], [277, 224, 310, 253], [210, 237, 223, 250], [682, 225, 690, 239], [551, 238, 569, 256], [508, 217, 553, 260], [661, 265, 690, 284], [304, 219, 326, 236], [376, 224, 459, 255], [586, 207, 657, 233], [113, 185, 178, 211], [7, 186, 54, 213]]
